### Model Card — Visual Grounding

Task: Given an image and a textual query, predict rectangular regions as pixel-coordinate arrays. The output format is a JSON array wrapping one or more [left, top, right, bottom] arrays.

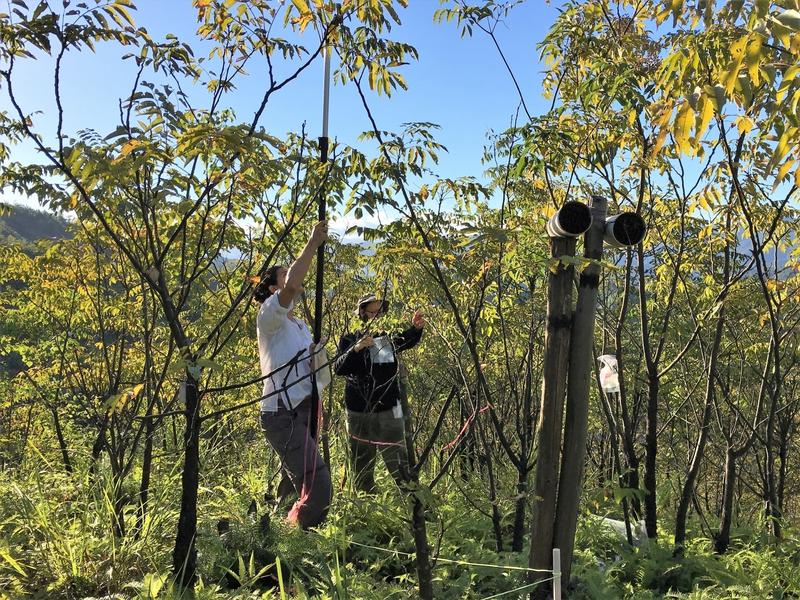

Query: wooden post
[[553, 196, 607, 586], [529, 235, 577, 599]]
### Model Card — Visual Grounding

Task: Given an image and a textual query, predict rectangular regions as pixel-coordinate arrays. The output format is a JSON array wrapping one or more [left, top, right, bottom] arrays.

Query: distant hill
[[0, 204, 70, 246]]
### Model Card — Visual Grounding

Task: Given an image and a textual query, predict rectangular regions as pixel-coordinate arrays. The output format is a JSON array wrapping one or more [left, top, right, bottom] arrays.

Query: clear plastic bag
[[369, 336, 395, 364], [312, 343, 331, 395], [598, 354, 620, 394]]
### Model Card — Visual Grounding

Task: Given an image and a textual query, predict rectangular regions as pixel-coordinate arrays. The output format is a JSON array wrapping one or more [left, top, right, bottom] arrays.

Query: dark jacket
[[334, 325, 423, 412]]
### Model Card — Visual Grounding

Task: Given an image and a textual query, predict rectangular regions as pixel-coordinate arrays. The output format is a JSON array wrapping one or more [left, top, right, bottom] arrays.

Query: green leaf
[[0, 548, 27, 578], [776, 9, 800, 31], [104, 383, 145, 415], [195, 358, 223, 371]]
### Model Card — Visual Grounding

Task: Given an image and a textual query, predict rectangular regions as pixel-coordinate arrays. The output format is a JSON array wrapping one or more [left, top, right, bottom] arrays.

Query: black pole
[[310, 136, 328, 440]]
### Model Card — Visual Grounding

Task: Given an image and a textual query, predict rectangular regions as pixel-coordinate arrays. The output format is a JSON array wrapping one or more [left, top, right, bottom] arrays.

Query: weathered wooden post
[[554, 199, 646, 588], [529, 200, 591, 599]]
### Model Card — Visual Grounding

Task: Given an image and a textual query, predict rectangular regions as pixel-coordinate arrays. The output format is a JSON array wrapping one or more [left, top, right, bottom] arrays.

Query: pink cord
[[441, 404, 491, 454], [348, 433, 406, 448], [287, 397, 323, 526]]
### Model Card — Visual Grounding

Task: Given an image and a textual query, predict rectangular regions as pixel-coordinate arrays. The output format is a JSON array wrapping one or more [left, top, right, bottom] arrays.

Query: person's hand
[[310, 219, 328, 248], [308, 336, 329, 356], [353, 335, 375, 352], [411, 310, 425, 330]]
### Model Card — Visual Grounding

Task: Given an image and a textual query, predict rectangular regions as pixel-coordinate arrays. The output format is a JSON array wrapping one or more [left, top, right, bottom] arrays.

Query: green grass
[[1, 437, 799, 599]]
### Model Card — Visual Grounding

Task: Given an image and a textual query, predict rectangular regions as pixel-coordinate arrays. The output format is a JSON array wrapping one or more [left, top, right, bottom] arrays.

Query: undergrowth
[[1, 440, 799, 599]]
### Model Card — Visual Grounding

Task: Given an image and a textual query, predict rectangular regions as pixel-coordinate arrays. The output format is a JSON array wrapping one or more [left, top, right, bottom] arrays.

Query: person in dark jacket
[[334, 293, 424, 493]]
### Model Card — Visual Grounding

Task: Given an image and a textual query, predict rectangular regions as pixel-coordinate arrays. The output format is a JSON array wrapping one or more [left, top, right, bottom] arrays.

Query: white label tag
[[313, 343, 331, 395]]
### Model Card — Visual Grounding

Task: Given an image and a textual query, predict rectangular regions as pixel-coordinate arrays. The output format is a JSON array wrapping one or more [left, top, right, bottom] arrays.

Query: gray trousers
[[346, 408, 410, 493], [260, 399, 332, 529]]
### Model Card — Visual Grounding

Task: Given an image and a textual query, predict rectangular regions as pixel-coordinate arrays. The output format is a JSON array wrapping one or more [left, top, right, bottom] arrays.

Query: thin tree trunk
[[89, 416, 108, 478], [643, 375, 658, 538], [778, 432, 788, 517], [136, 401, 154, 537], [615, 249, 642, 522], [410, 495, 433, 599], [764, 441, 782, 539], [398, 365, 433, 600], [674, 201, 734, 555], [172, 373, 201, 588], [51, 405, 73, 474], [674, 292, 726, 554], [714, 448, 736, 554], [511, 456, 529, 552], [321, 385, 332, 467], [478, 421, 504, 552]]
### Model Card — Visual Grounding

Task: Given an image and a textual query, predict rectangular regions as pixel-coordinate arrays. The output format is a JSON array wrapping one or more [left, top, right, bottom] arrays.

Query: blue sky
[[2, 1, 560, 219]]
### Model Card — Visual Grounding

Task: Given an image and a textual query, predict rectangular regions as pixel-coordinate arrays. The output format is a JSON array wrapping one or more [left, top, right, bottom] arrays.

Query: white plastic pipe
[[321, 46, 332, 138], [553, 548, 562, 600]]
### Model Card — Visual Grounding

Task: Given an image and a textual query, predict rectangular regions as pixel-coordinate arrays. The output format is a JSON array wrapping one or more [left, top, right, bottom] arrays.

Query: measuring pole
[[310, 46, 332, 439]]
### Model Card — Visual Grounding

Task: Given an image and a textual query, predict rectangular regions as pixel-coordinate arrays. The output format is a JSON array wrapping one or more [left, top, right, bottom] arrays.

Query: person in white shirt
[[253, 220, 332, 529]]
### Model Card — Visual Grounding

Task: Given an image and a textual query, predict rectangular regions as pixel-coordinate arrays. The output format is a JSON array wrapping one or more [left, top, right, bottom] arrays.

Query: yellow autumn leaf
[[773, 129, 792, 168], [695, 95, 714, 140], [746, 36, 762, 86], [655, 6, 671, 26], [735, 116, 754, 134], [291, 0, 310, 13], [651, 126, 670, 159], [674, 100, 696, 155], [721, 36, 748, 95], [671, 0, 684, 26], [777, 64, 799, 104], [792, 33, 800, 54], [119, 139, 141, 157], [775, 159, 796, 188], [730, 34, 749, 58]]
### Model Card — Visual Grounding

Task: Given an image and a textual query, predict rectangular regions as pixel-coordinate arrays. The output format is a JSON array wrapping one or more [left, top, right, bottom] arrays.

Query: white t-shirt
[[256, 292, 313, 412]]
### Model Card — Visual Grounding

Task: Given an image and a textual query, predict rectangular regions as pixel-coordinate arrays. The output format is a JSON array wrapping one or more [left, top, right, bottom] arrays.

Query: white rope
[[346, 540, 555, 574], [479, 576, 558, 600]]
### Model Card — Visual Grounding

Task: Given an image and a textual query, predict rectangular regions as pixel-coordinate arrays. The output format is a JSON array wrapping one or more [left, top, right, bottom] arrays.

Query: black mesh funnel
[[546, 201, 593, 238], [604, 212, 647, 247]]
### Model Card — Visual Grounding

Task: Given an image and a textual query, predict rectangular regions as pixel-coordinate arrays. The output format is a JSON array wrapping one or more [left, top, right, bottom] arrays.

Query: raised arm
[[394, 310, 425, 352], [278, 220, 328, 308]]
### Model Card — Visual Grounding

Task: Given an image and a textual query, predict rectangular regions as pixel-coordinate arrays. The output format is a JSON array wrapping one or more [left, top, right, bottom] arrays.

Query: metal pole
[[311, 46, 332, 439]]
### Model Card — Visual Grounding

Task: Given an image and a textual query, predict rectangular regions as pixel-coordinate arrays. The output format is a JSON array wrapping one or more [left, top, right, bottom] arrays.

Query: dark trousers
[[346, 408, 410, 493], [260, 399, 332, 529]]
